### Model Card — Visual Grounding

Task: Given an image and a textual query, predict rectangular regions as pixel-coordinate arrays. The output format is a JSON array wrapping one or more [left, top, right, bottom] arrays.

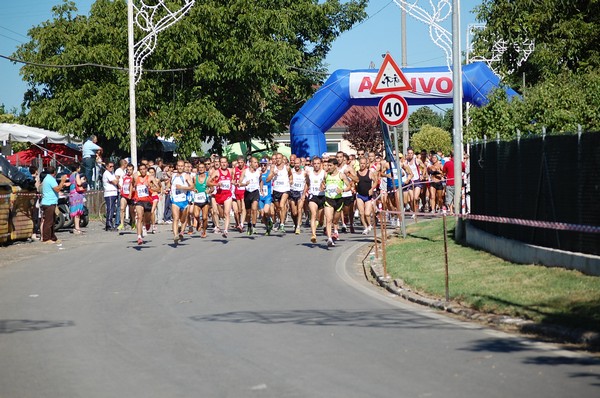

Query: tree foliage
[[467, 70, 600, 140], [341, 107, 383, 153], [15, 0, 367, 158], [410, 124, 452, 154], [474, 0, 600, 89], [409, 106, 444, 130]]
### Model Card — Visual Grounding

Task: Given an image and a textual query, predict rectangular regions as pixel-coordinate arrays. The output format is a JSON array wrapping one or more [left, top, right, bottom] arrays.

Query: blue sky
[[0, 0, 482, 113]]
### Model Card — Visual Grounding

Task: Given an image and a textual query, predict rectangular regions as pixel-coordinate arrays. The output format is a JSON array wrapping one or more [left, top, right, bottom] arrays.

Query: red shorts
[[214, 190, 233, 205], [234, 190, 245, 201]]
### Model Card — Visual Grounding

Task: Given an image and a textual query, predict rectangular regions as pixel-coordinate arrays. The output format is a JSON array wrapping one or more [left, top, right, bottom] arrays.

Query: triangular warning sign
[[370, 53, 412, 94]]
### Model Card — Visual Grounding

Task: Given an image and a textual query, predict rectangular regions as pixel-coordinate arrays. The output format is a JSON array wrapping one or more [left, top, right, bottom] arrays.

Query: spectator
[[68, 162, 86, 234], [102, 161, 119, 231], [81, 135, 102, 189], [28, 165, 41, 240], [40, 166, 68, 243]]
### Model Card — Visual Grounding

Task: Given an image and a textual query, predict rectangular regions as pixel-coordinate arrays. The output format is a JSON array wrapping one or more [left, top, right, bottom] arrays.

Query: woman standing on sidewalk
[[68, 162, 86, 234]]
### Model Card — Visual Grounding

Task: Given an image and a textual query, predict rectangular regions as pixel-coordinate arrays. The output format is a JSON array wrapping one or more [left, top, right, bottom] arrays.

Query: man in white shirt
[[102, 162, 119, 231]]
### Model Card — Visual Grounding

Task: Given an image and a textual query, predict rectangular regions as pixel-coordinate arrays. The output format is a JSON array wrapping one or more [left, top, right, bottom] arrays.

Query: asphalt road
[[1, 223, 599, 397]]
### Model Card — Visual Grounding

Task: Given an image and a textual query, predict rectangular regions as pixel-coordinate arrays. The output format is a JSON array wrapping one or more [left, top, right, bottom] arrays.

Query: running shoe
[[268, 218, 273, 231], [152, 224, 157, 234], [137, 236, 143, 245], [237, 225, 244, 233], [222, 230, 228, 238], [332, 232, 339, 241], [310, 235, 317, 243], [247, 226, 252, 236], [349, 224, 355, 234], [341, 225, 347, 233], [117, 223, 124, 231], [142, 226, 147, 238], [279, 224, 285, 233], [201, 230, 207, 238], [327, 238, 335, 247], [179, 233, 184, 242], [295, 227, 300, 235], [362, 228, 369, 235], [174, 235, 179, 245]]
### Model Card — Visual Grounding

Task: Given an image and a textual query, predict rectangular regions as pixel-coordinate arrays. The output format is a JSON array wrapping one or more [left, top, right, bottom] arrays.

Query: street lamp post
[[452, 0, 463, 215]]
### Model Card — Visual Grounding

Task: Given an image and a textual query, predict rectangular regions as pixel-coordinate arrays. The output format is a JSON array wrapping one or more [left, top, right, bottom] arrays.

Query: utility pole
[[452, 0, 463, 215]]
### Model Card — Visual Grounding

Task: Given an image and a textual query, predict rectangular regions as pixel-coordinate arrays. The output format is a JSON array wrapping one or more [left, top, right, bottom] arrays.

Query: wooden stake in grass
[[443, 212, 449, 302]]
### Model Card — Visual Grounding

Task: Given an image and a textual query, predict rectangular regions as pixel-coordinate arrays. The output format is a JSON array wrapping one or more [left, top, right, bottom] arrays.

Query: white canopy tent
[[0, 123, 82, 145]]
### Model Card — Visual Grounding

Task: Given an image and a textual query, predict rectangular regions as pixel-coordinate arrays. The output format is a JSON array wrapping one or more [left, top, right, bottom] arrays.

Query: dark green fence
[[469, 132, 600, 256]]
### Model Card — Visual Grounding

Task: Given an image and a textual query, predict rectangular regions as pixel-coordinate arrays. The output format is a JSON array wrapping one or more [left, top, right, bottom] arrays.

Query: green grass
[[385, 218, 600, 333]]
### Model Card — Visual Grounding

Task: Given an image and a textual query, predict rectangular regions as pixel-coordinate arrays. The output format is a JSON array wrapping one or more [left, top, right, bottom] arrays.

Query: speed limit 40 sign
[[378, 94, 409, 126]]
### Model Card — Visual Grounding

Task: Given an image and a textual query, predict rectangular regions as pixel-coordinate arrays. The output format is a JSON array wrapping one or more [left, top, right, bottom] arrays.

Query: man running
[[266, 152, 292, 233], [193, 159, 211, 238], [306, 156, 326, 243], [289, 156, 307, 234], [322, 158, 352, 247], [117, 163, 135, 231], [170, 159, 195, 245], [239, 157, 261, 235], [258, 158, 274, 235], [209, 156, 234, 238], [133, 163, 160, 245], [337, 151, 358, 233], [355, 156, 377, 235], [232, 155, 247, 232]]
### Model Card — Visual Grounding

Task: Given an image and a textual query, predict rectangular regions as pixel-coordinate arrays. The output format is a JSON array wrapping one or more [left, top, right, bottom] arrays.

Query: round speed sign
[[378, 94, 409, 126]]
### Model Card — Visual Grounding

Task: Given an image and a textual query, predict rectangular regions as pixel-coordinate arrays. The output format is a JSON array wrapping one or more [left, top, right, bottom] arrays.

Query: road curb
[[361, 244, 600, 351]]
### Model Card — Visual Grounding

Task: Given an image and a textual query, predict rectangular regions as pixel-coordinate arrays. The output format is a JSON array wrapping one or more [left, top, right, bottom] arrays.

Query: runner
[[117, 163, 135, 231], [337, 151, 358, 233], [133, 163, 160, 245], [322, 158, 352, 247], [355, 157, 377, 234], [192, 160, 211, 238], [170, 159, 195, 245], [209, 156, 234, 238], [306, 156, 326, 243], [289, 157, 307, 234], [147, 167, 161, 234], [266, 152, 292, 233], [258, 158, 274, 235], [232, 156, 247, 232], [239, 157, 261, 235]]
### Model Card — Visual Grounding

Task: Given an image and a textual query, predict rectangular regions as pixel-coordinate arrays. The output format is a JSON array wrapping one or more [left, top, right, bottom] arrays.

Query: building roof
[[333, 106, 379, 129]]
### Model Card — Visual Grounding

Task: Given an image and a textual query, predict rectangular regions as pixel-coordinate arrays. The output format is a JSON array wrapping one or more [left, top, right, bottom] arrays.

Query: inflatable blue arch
[[290, 62, 518, 157]]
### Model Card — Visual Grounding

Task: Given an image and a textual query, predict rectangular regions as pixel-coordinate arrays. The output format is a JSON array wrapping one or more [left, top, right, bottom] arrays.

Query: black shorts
[[272, 190, 289, 203], [289, 190, 304, 202], [325, 197, 343, 211], [431, 181, 443, 191], [122, 197, 135, 206], [342, 195, 355, 207], [309, 194, 325, 209], [135, 201, 153, 213], [244, 190, 260, 209]]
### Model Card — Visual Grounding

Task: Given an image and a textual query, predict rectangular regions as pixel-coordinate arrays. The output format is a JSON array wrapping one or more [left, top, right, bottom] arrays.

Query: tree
[[341, 107, 383, 153], [473, 0, 600, 89], [15, 0, 368, 158], [467, 69, 600, 140], [408, 106, 444, 130], [410, 124, 452, 154]]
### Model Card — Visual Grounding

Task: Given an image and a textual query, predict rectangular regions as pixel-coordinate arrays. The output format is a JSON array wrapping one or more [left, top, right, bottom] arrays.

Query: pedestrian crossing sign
[[370, 53, 412, 94]]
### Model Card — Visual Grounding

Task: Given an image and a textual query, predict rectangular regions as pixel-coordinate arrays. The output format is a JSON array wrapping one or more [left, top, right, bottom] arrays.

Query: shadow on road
[[190, 309, 458, 330], [0, 319, 75, 334]]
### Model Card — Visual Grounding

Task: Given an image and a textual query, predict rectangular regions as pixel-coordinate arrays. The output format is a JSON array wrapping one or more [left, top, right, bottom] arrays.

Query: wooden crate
[[0, 184, 10, 244], [9, 186, 35, 242]]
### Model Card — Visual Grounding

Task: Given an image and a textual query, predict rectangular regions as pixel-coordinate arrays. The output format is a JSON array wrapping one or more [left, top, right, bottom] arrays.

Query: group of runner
[[116, 148, 460, 246]]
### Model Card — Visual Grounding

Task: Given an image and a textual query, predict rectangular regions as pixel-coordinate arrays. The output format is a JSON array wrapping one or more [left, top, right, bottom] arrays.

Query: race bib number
[[274, 179, 285, 187], [326, 184, 339, 197], [194, 192, 207, 204], [220, 180, 231, 191], [261, 185, 269, 196], [172, 189, 186, 202], [293, 181, 303, 190], [136, 185, 149, 198], [122, 181, 131, 195]]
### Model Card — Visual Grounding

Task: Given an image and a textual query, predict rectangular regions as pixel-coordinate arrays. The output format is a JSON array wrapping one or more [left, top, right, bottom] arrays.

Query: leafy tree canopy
[[15, 0, 367, 158], [410, 124, 452, 155], [467, 69, 600, 140], [474, 0, 600, 89]]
